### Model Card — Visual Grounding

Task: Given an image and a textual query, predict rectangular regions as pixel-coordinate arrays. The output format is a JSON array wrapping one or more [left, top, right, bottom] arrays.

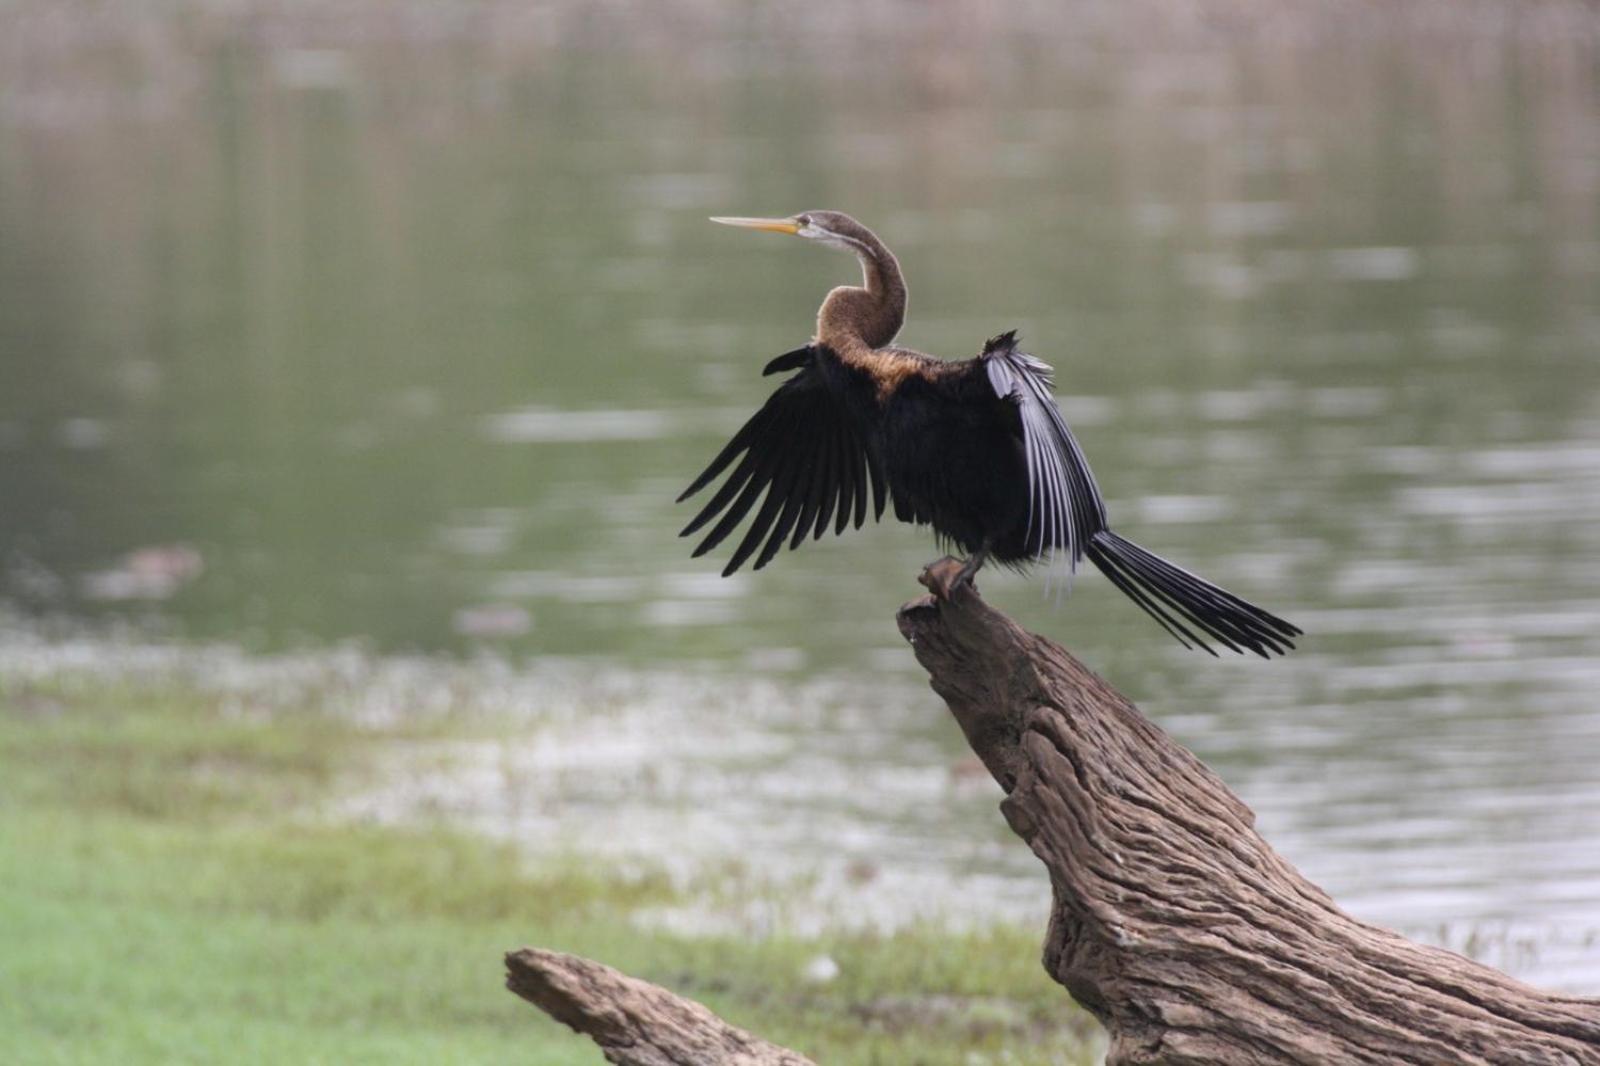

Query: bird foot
[[920, 556, 978, 602]]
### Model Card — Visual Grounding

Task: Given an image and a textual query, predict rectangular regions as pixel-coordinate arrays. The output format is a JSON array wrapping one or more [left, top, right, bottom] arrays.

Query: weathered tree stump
[[899, 558, 1600, 1064], [508, 564, 1600, 1064]]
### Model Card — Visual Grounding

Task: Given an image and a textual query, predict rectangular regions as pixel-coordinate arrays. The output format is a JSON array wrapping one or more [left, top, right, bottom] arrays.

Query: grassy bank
[[0, 668, 1098, 1064]]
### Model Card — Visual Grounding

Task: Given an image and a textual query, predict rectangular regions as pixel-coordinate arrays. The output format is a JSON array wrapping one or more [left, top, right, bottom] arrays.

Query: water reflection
[[3, 0, 1599, 991]]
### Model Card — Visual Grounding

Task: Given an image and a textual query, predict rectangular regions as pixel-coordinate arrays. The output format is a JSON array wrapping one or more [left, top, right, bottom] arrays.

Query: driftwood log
[[505, 947, 815, 1066], [902, 559, 1600, 1064], [508, 562, 1600, 1065]]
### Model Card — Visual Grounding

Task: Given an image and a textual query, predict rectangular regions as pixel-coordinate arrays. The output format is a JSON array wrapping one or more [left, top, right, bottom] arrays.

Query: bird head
[[710, 210, 875, 256]]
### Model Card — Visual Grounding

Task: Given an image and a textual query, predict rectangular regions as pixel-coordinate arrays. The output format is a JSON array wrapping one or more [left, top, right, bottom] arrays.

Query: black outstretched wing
[[981, 330, 1107, 568], [679, 345, 886, 576], [982, 331, 1300, 656]]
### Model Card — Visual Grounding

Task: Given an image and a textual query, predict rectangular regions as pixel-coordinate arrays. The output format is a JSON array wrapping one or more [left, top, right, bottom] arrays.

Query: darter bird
[[679, 211, 1300, 656]]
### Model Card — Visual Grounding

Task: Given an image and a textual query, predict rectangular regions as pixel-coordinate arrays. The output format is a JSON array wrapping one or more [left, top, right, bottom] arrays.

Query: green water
[[3, 3, 1599, 989]]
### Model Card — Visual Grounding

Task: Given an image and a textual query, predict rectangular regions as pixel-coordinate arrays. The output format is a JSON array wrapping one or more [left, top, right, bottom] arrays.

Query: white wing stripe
[[986, 338, 1107, 575]]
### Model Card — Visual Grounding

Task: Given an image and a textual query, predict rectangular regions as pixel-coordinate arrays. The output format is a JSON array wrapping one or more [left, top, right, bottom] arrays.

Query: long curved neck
[[816, 231, 907, 352]]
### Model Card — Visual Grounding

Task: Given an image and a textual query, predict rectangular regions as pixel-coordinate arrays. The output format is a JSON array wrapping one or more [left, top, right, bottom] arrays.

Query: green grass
[[0, 674, 1098, 1065]]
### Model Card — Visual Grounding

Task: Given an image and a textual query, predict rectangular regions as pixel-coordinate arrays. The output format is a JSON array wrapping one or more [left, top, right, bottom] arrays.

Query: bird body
[[682, 211, 1300, 656], [862, 343, 1033, 559]]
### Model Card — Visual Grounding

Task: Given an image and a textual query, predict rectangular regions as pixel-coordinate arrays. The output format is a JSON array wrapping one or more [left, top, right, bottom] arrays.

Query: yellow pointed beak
[[709, 216, 801, 236]]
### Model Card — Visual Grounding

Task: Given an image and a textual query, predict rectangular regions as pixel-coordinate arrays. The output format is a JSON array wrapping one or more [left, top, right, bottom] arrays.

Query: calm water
[[3, 2, 1600, 990]]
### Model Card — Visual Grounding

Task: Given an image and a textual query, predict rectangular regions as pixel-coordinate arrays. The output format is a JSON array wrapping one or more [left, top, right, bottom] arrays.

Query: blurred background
[[3, 1, 1599, 1061]]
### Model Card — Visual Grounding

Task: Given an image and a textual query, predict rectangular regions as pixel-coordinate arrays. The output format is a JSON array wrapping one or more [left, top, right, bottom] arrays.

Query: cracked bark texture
[[897, 561, 1600, 1065], [505, 948, 816, 1066]]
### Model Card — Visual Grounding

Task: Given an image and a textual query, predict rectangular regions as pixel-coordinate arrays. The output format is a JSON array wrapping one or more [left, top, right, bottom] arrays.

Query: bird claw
[[920, 556, 977, 602]]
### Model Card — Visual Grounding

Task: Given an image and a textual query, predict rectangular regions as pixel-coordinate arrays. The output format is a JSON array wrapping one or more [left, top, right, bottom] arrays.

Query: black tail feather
[[1085, 530, 1300, 658]]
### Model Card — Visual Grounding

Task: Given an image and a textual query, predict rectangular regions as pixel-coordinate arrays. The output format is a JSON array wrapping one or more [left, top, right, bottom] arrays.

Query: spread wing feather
[[982, 331, 1107, 569], [981, 330, 1299, 656], [679, 345, 883, 576]]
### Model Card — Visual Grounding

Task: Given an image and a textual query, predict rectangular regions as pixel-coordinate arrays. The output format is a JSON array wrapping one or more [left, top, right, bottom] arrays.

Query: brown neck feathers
[[817, 230, 907, 352]]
